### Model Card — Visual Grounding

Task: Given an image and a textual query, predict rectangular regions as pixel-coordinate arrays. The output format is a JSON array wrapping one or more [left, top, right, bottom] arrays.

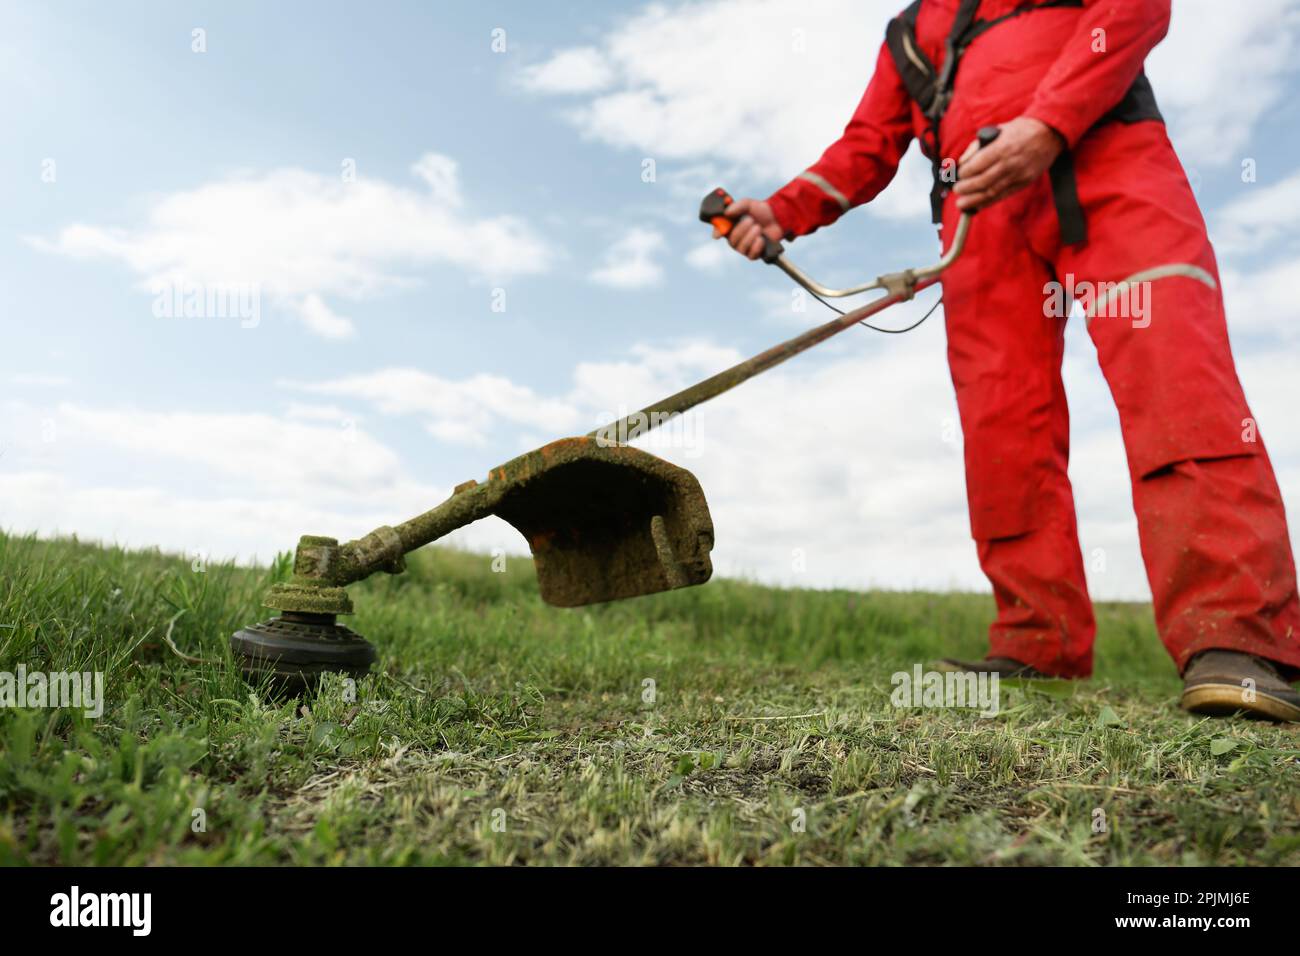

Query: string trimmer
[[230, 129, 997, 691]]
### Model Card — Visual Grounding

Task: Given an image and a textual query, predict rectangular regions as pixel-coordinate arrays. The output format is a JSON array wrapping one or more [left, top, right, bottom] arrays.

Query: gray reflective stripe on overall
[[1083, 263, 1218, 322], [797, 171, 851, 211]]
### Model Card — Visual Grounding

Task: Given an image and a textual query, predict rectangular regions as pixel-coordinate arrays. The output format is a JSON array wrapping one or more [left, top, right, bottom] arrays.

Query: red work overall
[[768, 0, 1300, 677]]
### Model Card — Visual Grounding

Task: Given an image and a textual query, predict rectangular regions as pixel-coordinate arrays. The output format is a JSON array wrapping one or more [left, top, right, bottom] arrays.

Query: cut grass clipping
[[2, 531, 1299, 865]]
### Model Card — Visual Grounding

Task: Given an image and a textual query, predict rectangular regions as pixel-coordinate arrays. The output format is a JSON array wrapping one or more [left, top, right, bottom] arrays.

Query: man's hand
[[717, 198, 785, 260], [954, 117, 1066, 211]]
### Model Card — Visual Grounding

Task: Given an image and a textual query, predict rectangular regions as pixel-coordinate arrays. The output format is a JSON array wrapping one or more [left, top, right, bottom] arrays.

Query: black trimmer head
[[230, 611, 375, 695]]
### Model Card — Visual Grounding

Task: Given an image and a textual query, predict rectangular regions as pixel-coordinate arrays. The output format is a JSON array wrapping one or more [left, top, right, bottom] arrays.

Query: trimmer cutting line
[[230, 130, 1001, 692]]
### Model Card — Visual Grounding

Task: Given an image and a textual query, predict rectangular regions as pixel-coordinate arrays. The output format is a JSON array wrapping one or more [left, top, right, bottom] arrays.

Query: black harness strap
[[1101, 70, 1162, 125], [933, 0, 984, 121], [1045, 71, 1162, 245], [886, 1, 951, 221], [885, 1, 935, 111], [1048, 151, 1087, 244], [884, 0, 1162, 246]]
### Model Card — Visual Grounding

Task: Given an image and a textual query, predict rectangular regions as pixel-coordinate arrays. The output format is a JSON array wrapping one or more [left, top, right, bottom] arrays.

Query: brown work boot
[[937, 656, 1053, 679], [1181, 650, 1300, 722]]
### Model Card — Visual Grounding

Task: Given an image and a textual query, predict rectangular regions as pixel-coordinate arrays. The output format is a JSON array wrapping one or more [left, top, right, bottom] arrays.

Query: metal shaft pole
[[589, 275, 940, 442]]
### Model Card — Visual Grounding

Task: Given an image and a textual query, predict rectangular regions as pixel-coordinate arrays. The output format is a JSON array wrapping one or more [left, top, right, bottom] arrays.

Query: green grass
[[2, 530, 1298, 866]]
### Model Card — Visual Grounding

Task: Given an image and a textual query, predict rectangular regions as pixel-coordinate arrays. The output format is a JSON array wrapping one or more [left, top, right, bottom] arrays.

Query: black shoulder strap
[[933, 0, 982, 115], [885, 1, 938, 115]]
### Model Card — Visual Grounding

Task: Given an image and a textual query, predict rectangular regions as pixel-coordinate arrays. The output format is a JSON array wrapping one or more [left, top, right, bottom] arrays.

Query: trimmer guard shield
[[487, 437, 714, 607]]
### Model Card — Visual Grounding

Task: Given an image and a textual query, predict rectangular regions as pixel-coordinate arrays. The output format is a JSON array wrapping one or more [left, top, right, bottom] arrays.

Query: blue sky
[[4, 0, 1300, 600]]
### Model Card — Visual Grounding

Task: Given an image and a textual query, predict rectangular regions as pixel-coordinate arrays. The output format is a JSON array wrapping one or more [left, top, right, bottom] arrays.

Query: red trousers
[[940, 120, 1300, 677]]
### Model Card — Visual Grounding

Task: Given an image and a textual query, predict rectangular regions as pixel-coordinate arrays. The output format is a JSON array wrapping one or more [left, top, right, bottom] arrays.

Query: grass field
[[2, 530, 1299, 866]]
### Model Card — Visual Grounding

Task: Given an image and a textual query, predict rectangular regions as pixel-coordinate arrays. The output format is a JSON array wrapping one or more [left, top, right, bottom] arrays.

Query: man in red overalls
[[719, 0, 1300, 719]]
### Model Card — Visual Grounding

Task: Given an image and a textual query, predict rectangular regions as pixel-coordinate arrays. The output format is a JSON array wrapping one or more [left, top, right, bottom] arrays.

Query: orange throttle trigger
[[699, 187, 736, 236], [699, 187, 784, 264]]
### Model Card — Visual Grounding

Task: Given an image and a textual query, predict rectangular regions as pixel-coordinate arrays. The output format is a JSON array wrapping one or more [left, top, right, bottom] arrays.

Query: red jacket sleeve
[[767, 38, 915, 239], [1023, 0, 1171, 148]]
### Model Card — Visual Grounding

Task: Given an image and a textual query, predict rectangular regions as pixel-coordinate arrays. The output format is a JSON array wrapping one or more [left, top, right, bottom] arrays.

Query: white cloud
[[43, 402, 404, 496], [29, 153, 553, 339], [570, 340, 743, 413], [11, 374, 70, 387], [1212, 173, 1300, 345], [684, 239, 733, 274], [589, 227, 666, 288], [519, 46, 615, 94], [280, 367, 584, 445], [410, 153, 463, 205], [285, 402, 353, 422], [523, 0, 1298, 202], [0, 400, 524, 565], [862, 143, 934, 221], [524, 1, 883, 184], [505, 0, 950, 222], [0, 468, 522, 569], [750, 287, 809, 325], [294, 293, 355, 340], [1213, 170, 1300, 257], [0, 472, 374, 566], [1147, 0, 1300, 168], [1220, 261, 1300, 344]]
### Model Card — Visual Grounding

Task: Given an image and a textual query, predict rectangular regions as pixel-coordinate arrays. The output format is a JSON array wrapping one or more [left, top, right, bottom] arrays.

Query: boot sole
[[1180, 683, 1300, 722]]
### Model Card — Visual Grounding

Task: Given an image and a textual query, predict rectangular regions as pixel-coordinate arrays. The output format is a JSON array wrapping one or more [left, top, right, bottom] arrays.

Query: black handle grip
[[960, 126, 1003, 216], [699, 187, 732, 225], [700, 187, 785, 265]]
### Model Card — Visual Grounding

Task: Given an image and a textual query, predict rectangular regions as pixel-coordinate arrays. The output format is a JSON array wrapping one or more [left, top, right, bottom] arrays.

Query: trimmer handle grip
[[961, 126, 1003, 217], [976, 125, 1002, 149], [699, 187, 785, 264]]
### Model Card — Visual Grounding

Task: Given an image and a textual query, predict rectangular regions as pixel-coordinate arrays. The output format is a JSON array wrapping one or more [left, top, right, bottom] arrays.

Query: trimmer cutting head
[[230, 611, 375, 694]]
